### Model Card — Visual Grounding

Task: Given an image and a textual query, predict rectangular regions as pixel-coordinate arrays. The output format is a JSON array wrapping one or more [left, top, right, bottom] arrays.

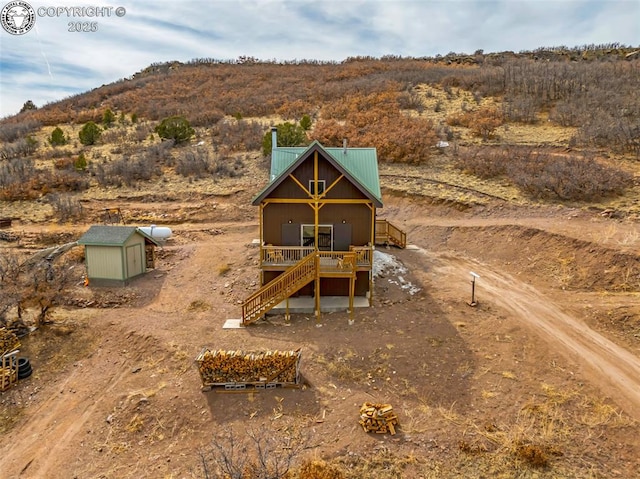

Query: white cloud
[[1, 0, 638, 117]]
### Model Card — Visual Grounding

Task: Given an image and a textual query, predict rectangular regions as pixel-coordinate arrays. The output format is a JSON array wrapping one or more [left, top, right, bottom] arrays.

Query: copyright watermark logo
[[1, 1, 36, 35], [1, 2, 126, 34]]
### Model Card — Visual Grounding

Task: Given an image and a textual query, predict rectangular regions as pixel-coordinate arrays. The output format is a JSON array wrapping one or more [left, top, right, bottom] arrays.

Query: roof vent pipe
[[271, 127, 278, 153], [343, 138, 347, 154]]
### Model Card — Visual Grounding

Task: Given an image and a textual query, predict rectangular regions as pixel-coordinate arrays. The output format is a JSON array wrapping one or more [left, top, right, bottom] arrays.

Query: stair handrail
[[242, 252, 316, 324]]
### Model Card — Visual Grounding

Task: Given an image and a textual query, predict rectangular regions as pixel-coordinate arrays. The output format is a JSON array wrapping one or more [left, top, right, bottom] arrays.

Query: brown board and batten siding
[[262, 201, 371, 248], [251, 140, 382, 302], [261, 147, 374, 249]]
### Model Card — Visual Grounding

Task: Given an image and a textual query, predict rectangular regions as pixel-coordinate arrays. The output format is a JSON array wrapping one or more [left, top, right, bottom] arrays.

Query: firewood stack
[[0, 328, 20, 356], [196, 349, 301, 386], [359, 402, 399, 435]]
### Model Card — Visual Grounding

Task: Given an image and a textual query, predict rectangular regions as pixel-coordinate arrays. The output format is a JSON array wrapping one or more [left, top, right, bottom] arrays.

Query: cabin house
[[241, 130, 405, 325], [78, 225, 159, 286]]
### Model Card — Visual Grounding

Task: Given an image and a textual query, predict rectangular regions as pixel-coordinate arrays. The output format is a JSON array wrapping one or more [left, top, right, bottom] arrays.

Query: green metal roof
[[78, 225, 158, 246], [254, 141, 382, 206]]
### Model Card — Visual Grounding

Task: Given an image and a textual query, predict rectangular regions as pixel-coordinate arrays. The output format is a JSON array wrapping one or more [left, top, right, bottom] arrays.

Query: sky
[[0, 0, 638, 119]]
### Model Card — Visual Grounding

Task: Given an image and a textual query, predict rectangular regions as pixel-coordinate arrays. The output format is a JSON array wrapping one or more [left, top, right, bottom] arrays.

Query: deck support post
[[314, 255, 321, 323], [285, 296, 290, 322]]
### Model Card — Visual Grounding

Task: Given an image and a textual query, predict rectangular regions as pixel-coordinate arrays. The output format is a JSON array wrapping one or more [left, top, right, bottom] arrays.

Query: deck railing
[[317, 251, 357, 276], [242, 249, 363, 325], [242, 253, 317, 325], [262, 245, 315, 266], [375, 220, 407, 248], [261, 245, 373, 268], [349, 245, 373, 268]]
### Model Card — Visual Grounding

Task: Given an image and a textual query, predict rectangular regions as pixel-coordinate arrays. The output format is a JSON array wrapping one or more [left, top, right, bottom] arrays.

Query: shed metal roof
[[254, 141, 382, 206], [77, 225, 159, 246]]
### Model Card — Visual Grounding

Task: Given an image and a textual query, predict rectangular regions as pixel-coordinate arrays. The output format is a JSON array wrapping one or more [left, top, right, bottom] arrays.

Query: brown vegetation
[[1, 45, 640, 479]]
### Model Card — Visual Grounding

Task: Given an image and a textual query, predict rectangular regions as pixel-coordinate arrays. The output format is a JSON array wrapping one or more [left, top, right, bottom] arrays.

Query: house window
[[309, 180, 326, 195], [301, 224, 333, 250]]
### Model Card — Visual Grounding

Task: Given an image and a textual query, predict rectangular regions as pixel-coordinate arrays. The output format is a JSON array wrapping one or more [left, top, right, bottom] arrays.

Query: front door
[[301, 224, 333, 250]]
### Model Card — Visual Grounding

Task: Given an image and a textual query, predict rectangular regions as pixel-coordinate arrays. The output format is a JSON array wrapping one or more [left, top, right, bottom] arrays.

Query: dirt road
[[421, 247, 640, 421]]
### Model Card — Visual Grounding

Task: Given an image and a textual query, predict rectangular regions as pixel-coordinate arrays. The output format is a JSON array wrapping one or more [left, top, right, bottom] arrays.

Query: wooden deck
[[375, 219, 406, 248], [261, 245, 373, 270], [243, 222, 406, 325], [242, 250, 361, 325]]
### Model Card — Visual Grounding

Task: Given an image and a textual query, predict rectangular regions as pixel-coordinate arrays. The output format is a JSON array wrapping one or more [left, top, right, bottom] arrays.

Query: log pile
[[1, 328, 20, 392], [0, 328, 20, 356], [196, 349, 301, 386], [359, 402, 399, 435]]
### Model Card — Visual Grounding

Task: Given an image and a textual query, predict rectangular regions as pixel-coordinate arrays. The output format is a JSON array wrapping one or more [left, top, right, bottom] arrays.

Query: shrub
[[0, 120, 42, 143], [155, 116, 194, 144], [129, 122, 152, 143], [47, 193, 84, 221], [300, 114, 313, 131], [176, 150, 212, 178], [74, 153, 88, 171], [455, 146, 633, 201], [199, 428, 307, 479], [295, 460, 345, 479], [0, 137, 38, 159], [211, 119, 264, 152], [94, 154, 161, 187], [447, 108, 503, 140], [101, 125, 126, 143], [102, 108, 115, 128], [79, 121, 102, 145], [48, 127, 67, 146], [261, 121, 308, 156]]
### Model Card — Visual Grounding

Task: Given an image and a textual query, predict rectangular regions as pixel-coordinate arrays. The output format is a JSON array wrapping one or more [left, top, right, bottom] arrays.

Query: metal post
[[468, 272, 479, 307]]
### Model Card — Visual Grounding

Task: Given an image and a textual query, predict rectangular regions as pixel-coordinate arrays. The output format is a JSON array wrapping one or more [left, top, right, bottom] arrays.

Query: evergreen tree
[[20, 100, 37, 113], [300, 114, 312, 131], [154, 116, 194, 144], [74, 152, 87, 171], [79, 121, 102, 146], [262, 122, 307, 156], [102, 108, 115, 129], [49, 127, 67, 146]]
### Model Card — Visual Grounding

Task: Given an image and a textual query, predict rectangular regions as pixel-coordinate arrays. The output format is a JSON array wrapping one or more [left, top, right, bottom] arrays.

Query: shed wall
[[85, 246, 124, 280]]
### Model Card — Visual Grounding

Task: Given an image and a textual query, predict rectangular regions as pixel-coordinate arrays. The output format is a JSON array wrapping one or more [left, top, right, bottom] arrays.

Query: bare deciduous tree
[[199, 427, 308, 479]]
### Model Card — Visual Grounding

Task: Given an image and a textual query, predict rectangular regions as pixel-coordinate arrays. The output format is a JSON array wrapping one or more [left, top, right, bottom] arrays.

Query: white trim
[[301, 224, 333, 250], [308, 179, 326, 195]]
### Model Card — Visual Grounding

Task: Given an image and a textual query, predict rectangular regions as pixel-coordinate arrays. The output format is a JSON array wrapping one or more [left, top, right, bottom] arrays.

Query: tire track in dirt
[[422, 249, 640, 421], [0, 340, 138, 478]]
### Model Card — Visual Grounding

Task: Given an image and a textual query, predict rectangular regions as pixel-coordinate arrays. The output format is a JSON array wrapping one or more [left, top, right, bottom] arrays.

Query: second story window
[[309, 180, 326, 195]]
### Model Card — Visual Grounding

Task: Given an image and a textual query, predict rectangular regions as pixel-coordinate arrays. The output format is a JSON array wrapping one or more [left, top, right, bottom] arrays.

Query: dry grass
[[217, 264, 231, 276], [187, 299, 211, 311]]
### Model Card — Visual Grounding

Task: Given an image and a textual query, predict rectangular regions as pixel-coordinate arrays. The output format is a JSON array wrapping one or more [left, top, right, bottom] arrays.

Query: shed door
[[126, 244, 143, 278]]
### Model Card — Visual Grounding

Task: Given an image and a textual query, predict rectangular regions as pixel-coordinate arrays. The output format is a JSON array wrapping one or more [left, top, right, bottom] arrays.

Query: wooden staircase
[[242, 253, 317, 325], [375, 219, 407, 248]]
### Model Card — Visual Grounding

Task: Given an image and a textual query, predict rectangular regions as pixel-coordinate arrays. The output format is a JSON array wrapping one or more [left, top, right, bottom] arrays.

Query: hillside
[[1, 49, 640, 478]]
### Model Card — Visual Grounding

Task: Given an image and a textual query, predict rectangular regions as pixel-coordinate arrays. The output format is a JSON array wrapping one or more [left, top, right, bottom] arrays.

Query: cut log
[[0, 328, 20, 356], [196, 348, 301, 387], [358, 402, 399, 435]]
